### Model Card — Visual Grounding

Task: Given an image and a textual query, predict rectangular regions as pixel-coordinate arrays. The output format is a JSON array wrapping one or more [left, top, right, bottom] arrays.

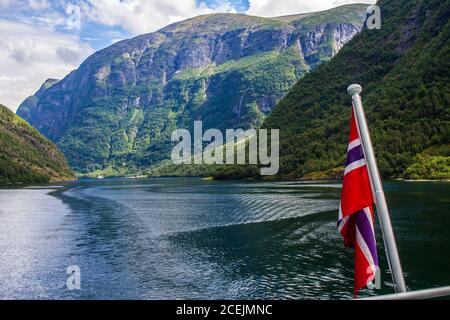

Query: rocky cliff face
[[17, 78, 59, 122], [18, 4, 367, 174]]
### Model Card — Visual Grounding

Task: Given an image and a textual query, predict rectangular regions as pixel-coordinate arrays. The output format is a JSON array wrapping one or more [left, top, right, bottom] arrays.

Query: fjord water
[[0, 178, 449, 299]]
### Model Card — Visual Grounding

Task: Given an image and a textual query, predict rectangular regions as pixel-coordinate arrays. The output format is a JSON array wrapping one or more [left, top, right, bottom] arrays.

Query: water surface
[[0, 178, 449, 299]]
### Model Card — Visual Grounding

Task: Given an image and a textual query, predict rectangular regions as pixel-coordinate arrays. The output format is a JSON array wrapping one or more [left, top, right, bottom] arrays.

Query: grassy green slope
[[0, 105, 74, 184]]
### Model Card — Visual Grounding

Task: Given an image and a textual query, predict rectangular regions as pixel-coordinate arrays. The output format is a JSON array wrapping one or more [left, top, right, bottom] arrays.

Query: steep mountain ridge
[[17, 78, 59, 121]]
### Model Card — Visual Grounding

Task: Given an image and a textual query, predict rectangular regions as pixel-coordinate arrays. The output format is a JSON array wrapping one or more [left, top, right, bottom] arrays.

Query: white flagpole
[[347, 84, 407, 293]]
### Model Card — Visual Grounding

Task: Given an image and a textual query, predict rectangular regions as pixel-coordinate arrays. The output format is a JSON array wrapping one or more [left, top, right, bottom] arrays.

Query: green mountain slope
[[17, 4, 367, 175], [218, 0, 450, 180], [0, 104, 74, 184]]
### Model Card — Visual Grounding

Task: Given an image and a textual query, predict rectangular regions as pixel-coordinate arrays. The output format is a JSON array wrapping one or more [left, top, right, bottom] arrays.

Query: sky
[[0, 0, 375, 111]]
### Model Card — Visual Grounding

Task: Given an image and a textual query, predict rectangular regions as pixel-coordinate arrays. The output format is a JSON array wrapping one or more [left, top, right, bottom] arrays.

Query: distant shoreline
[[2, 175, 449, 188], [397, 178, 450, 182]]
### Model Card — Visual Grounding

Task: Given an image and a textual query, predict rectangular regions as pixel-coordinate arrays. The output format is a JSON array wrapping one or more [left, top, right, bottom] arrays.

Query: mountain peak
[[37, 78, 59, 96], [160, 4, 368, 34]]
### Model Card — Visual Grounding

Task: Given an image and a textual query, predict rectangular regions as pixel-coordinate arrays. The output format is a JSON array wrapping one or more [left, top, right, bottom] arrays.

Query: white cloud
[[0, 20, 93, 111], [78, 0, 237, 34], [28, 0, 50, 10], [246, 0, 376, 17], [0, 0, 12, 7]]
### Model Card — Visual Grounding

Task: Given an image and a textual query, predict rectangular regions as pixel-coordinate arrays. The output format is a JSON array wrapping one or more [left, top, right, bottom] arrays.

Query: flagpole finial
[[347, 84, 362, 96]]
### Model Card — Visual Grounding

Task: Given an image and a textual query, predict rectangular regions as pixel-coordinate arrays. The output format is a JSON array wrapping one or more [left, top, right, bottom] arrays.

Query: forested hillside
[[216, 0, 450, 180], [0, 105, 74, 184]]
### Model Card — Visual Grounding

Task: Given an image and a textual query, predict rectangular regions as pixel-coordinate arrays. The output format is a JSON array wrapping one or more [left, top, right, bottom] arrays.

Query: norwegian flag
[[338, 107, 379, 297]]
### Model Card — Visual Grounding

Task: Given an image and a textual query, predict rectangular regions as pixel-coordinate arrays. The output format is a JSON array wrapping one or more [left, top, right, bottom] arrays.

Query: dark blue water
[[0, 178, 449, 299]]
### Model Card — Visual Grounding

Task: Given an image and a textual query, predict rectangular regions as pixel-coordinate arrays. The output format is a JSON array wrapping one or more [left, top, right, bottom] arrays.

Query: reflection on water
[[0, 178, 449, 299]]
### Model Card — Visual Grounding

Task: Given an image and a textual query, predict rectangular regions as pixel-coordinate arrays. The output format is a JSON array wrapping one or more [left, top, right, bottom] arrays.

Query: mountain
[[17, 4, 368, 174], [0, 104, 74, 184], [217, 0, 450, 180]]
